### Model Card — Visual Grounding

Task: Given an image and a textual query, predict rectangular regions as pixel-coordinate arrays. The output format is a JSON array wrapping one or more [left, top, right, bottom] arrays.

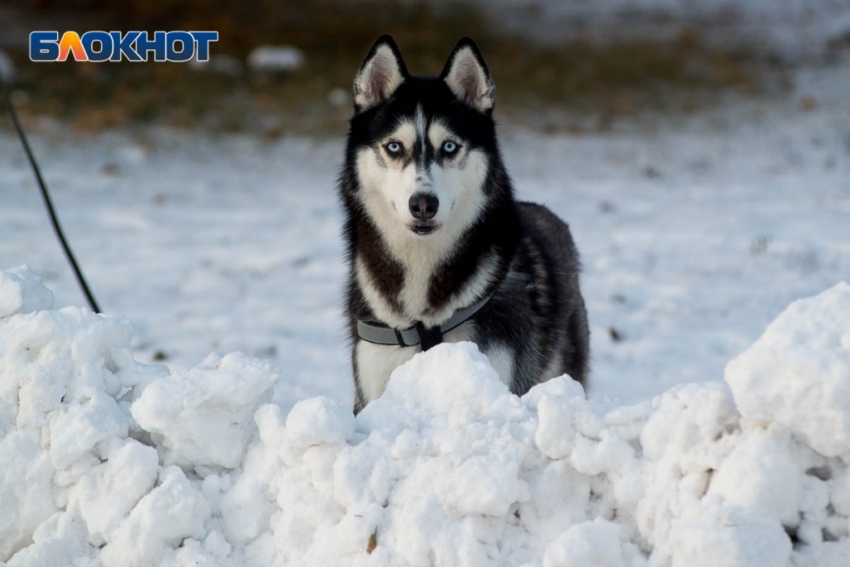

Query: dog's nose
[[409, 193, 439, 220]]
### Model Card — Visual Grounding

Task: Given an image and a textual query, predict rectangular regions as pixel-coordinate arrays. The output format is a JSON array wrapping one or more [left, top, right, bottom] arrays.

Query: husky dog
[[340, 35, 589, 413]]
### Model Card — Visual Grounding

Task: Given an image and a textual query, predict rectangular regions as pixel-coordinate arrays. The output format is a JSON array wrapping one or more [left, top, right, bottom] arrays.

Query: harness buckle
[[394, 329, 407, 347], [414, 321, 443, 351]]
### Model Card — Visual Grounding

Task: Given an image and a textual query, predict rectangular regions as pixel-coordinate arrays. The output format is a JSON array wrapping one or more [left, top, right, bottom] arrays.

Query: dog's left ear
[[440, 38, 495, 113]]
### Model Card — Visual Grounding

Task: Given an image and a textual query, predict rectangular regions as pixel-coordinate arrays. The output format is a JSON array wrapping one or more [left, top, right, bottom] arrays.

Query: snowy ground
[[2, 58, 848, 410], [470, 0, 850, 60], [1, 51, 849, 566]]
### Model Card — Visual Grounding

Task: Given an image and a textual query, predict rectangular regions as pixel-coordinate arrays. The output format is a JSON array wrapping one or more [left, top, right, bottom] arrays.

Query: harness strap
[[356, 292, 493, 350]]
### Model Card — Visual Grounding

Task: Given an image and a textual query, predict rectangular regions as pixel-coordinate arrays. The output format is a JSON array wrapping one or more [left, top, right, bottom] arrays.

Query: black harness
[[356, 292, 493, 350]]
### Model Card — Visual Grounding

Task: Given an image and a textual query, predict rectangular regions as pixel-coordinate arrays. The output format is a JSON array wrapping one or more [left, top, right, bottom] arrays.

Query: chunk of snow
[[664, 498, 792, 567], [247, 46, 304, 72], [0, 265, 53, 318], [707, 427, 805, 527], [543, 519, 639, 567], [382, 341, 514, 416], [189, 54, 242, 75], [0, 432, 57, 559], [70, 439, 159, 544], [100, 466, 210, 567], [132, 352, 278, 470], [284, 395, 354, 448]]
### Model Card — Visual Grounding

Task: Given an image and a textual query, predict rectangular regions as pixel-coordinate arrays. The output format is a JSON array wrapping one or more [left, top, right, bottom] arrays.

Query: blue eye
[[385, 141, 403, 156], [442, 141, 459, 155]]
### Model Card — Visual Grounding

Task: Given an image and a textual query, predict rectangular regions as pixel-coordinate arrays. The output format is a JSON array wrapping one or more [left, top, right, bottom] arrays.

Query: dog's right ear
[[353, 35, 408, 113]]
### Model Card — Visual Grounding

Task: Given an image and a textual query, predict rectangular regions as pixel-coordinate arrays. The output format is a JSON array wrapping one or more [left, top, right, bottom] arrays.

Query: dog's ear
[[353, 35, 408, 113], [440, 37, 495, 113]]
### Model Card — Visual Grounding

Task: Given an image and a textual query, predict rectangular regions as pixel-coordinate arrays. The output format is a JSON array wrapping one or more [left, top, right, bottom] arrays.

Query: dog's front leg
[[354, 340, 418, 412]]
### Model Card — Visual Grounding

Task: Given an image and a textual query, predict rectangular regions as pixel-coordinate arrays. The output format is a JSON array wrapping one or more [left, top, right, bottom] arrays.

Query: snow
[[460, 0, 850, 60], [0, 265, 53, 317], [132, 352, 278, 469], [726, 282, 850, 458], [246, 46, 305, 73], [0, 48, 15, 83], [189, 54, 243, 76], [3, 57, 849, 409], [1, 265, 849, 566], [1, 41, 849, 566]]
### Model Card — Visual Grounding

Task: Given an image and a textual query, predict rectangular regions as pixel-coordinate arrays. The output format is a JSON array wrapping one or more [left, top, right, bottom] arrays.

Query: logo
[[30, 31, 219, 62]]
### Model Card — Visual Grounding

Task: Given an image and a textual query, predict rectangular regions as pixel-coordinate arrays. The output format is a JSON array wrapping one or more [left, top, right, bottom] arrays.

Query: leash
[[2, 68, 101, 313]]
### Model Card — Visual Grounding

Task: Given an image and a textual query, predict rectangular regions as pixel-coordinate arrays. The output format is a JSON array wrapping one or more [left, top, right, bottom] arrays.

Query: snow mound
[[1, 266, 849, 566], [726, 282, 850, 458]]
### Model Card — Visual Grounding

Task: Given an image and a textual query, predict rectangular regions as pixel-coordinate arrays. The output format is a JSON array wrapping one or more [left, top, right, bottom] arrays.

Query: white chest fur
[[355, 321, 515, 404], [356, 321, 475, 403]]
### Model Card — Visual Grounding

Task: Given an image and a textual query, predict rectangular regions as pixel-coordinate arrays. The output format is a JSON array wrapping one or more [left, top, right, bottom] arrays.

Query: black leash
[[2, 71, 101, 313]]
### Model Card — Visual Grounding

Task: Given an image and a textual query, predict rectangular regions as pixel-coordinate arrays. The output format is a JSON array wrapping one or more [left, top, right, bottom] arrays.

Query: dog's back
[[516, 201, 589, 386], [464, 201, 589, 396]]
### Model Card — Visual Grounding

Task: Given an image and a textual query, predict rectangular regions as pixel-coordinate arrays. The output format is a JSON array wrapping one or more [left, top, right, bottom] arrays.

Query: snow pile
[[0, 267, 275, 566], [727, 287, 850, 458], [1, 266, 849, 566]]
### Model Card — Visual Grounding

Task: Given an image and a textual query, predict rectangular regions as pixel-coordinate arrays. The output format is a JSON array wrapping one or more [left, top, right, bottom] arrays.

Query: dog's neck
[[348, 180, 520, 329]]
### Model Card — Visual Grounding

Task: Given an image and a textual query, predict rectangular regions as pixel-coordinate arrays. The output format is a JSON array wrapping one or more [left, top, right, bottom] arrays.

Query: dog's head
[[346, 35, 499, 244]]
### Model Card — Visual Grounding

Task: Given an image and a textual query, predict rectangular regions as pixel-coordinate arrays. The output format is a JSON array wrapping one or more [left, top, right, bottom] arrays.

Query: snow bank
[[1, 265, 849, 566]]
